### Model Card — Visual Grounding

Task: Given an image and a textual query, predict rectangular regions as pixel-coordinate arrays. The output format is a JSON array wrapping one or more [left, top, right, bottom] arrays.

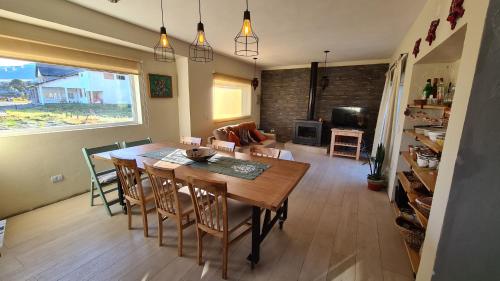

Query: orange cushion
[[252, 129, 267, 142], [238, 121, 257, 131], [228, 131, 241, 146]]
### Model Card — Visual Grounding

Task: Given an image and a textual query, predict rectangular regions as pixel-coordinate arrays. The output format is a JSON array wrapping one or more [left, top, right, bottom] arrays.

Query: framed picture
[[148, 73, 172, 98]]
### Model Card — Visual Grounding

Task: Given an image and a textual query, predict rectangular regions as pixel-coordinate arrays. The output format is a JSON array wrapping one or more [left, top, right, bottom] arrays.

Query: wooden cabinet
[[329, 129, 364, 160]]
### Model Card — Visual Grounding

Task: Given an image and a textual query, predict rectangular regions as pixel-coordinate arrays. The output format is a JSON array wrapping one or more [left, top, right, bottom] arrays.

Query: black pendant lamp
[[251, 58, 259, 90], [234, 0, 259, 57], [320, 50, 330, 90], [154, 0, 175, 62], [189, 0, 213, 62]]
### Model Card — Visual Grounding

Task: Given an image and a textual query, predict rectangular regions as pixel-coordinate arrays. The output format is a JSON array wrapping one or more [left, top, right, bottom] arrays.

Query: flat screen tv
[[331, 106, 367, 129]]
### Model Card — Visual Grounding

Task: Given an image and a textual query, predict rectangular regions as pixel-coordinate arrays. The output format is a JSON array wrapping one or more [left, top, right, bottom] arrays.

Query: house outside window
[[0, 57, 141, 135], [212, 76, 252, 121]]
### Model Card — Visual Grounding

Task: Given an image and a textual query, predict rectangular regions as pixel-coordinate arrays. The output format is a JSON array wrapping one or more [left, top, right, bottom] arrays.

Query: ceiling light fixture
[[234, 0, 259, 57], [189, 0, 213, 62], [154, 0, 175, 62], [251, 58, 259, 90], [320, 50, 330, 90]]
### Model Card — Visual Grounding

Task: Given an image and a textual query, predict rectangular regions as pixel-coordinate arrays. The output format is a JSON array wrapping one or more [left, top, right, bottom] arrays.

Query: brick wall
[[260, 64, 388, 146]]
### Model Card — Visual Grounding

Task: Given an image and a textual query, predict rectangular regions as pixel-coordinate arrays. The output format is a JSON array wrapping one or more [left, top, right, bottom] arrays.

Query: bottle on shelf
[[431, 78, 438, 99], [444, 82, 455, 105], [422, 79, 433, 101], [437, 78, 445, 104]]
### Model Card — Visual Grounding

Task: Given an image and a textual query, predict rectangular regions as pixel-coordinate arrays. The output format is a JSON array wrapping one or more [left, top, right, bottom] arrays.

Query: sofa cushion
[[251, 129, 267, 142], [228, 131, 241, 146], [213, 127, 230, 141], [237, 121, 257, 131]]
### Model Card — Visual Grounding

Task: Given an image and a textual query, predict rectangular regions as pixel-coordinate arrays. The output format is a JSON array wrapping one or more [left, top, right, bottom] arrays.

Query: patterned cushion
[[97, 171, 118, 185]]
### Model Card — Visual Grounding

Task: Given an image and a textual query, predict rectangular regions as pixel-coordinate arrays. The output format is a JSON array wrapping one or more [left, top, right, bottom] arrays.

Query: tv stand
[[330, 128, 364, 160]]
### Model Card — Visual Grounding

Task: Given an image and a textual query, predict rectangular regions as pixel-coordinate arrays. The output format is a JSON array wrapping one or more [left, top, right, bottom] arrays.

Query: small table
[[330, 129, 364, 160]]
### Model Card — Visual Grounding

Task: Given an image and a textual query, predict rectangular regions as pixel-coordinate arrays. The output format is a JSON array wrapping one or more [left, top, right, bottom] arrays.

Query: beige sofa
[[208, 121, 276, 150]]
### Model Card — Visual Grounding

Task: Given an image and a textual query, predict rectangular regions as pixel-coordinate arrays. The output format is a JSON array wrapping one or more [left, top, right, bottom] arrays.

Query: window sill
[[0, 121, 141, 138], [212, 115, 252, 124]]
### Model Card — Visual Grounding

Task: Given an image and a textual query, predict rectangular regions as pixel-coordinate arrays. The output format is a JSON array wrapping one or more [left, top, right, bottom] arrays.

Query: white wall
[[0, 0, 260, 217], [385, 0, 490, 280]]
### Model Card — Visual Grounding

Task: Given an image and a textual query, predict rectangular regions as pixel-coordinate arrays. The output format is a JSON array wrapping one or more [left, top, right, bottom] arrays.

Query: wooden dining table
[[92, 141, 310, 268]]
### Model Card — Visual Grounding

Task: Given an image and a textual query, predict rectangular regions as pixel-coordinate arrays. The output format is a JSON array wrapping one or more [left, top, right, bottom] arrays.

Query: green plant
[[367, 143, 385, 180]]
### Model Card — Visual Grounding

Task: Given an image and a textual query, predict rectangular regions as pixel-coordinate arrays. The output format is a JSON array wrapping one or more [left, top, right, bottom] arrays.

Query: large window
[[212, 76, 251, 121], [0, 57, 140, 135]]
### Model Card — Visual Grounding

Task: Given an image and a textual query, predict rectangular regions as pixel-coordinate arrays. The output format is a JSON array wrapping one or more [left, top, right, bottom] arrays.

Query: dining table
[[92, 141, 310, 268]]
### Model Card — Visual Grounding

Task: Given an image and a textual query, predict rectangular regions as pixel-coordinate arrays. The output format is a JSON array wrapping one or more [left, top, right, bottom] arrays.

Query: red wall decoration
[[413, 38, 422, 58], [425, 19, 440, 46], [447, 0, 465, 30]]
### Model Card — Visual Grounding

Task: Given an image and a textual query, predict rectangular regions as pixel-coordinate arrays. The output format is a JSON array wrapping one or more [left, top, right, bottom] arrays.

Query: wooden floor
[[0, 149, 413, 281]]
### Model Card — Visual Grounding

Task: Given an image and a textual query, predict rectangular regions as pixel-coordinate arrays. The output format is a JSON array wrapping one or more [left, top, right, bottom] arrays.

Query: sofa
[[208, 121, 276, 151]]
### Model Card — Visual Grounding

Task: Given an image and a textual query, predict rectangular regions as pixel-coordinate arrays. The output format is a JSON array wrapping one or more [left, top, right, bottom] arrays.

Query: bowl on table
[[183, 147, 217, 162]]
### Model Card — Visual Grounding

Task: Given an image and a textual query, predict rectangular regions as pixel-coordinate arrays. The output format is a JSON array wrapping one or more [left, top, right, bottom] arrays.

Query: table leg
[[117, 181, 127, 214], [250, 206, 261, 268], [279, 199, 288, 230]]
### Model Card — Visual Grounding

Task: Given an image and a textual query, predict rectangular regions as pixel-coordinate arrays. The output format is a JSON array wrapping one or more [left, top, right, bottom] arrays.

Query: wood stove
[[293, 120, 323, 146]]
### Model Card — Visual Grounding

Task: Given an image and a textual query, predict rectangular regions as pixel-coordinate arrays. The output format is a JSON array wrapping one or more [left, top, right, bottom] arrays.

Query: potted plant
[[366, 143, 386, 191]]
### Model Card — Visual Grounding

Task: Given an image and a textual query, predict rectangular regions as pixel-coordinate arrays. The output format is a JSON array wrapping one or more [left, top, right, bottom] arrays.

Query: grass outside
[[0, 103, 133, 130]]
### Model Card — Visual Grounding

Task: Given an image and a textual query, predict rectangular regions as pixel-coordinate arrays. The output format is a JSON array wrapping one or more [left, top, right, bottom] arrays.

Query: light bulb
[[161, 33, 168, 47], [197, 31, 205, 44], [241, 19, 252, 36]]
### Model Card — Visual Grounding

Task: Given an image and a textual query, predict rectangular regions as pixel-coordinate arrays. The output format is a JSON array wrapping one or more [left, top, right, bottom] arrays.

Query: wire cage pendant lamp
[[189, 0, 213, 62], [234, 0, 259, 57], [251, 58, 259, 90], [154, 0, 175, 62], [320, 50, 330, 90]]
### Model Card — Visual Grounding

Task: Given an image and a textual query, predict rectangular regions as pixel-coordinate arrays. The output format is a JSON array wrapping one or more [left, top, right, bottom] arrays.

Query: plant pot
[[367, 177, 385, 191]]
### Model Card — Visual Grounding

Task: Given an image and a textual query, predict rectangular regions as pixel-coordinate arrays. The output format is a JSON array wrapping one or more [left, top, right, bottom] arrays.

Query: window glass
[[212, 78, 251, 121]]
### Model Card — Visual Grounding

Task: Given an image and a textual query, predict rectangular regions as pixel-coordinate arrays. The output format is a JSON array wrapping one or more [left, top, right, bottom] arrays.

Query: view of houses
[[0, 58, 136, 131]]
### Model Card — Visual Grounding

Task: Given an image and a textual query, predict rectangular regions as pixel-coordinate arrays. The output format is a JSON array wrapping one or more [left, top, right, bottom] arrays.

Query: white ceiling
[[67, 0, 426, 67]]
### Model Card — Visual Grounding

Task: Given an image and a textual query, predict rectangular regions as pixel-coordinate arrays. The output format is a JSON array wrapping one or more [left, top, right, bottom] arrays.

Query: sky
[[0, 58, 32, 67]]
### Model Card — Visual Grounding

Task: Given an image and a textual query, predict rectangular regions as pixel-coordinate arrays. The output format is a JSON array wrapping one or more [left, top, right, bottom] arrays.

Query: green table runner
[[140, 148, 270, 180]]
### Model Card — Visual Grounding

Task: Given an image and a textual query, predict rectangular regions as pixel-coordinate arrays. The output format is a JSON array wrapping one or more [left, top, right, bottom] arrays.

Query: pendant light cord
[[198, 0, 202, 22], [161, 0, 165, 27], [246, 0, 249, 11]]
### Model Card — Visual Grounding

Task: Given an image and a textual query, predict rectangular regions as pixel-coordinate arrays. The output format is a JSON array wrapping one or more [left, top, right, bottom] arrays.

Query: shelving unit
[[403, 130, 443, 153], [396, 172, 427, 202], [401, 152, 437, 192], [329, 129, 363, 160], [403, 240, 421, 274], [407, 104, 450, 110], [409, 202, 429, 228]]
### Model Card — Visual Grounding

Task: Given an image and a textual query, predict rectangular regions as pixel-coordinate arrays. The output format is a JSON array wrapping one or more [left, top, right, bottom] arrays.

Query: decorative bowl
[[183, 147, 216, 162]]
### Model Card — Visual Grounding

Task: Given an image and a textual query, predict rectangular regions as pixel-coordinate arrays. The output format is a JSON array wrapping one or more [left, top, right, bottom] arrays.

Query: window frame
[[211, 74, 252, 123], [0, 57, 143, 137]]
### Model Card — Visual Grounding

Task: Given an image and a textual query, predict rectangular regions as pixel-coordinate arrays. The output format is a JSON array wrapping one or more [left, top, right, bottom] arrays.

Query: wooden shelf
[[401, 152, 437, 192], [403, 239, 421, 274], [408, 104, 450, 110], [331, 151, 357, 158], [334, 142, 358, 147], [404, 130, 443, 153], [396, 172, 426, 202], [409, 202, 429, 228]]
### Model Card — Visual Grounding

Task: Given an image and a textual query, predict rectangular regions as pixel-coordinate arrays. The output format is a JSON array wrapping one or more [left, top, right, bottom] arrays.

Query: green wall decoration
[[148, 73, 172, 98]]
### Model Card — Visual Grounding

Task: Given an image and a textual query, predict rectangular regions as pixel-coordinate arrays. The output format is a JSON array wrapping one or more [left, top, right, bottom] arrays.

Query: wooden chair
[[112, 156, 156, 237], [180, 136, 202, 146], [144, 163, 196, 255], [250, 146, 281, 159], [121, 137, 152, 148], [211, 140, 236, 152], [82, 143, 121, 216], [187, 176, 253, 279]]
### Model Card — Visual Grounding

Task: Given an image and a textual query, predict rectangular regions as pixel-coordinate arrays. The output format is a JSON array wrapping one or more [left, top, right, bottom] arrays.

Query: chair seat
[[226, 198, 252, 231], [177, 191, 195, 216], [97, 170, 118, 185], [128, 179, 155, 202]]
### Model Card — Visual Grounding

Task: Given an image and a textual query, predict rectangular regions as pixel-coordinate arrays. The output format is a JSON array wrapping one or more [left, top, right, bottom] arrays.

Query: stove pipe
[[307, 62, 319, 120]]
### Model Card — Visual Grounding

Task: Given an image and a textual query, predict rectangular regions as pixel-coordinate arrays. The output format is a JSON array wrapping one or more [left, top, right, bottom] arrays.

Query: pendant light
[[251, 58, 259, 90], [189, 0, 213, 62], [154, 0, 175, 62], [320, 50, 330, 90], [234, 0, 259, 57]]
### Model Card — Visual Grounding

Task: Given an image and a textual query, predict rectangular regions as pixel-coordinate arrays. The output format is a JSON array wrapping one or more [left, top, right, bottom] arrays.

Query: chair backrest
[[180, 136, 202, 146], [187, 176, 228, 234], [82, 143, 120, 181], [250, 146, 281, 159], [211, 140, 236, 152], [144, 163, 182, 216], [122, 137, 152, 148], [111, 156, 145, 202]]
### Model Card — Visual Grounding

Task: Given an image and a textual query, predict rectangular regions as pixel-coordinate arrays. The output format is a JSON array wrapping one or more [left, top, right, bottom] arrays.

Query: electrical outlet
[[51, 174, 64, 183]]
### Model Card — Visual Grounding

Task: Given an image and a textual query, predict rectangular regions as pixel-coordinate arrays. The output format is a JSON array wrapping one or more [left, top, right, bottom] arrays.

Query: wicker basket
[[395, 216, 425, 250], [416, 197, 432, 216]]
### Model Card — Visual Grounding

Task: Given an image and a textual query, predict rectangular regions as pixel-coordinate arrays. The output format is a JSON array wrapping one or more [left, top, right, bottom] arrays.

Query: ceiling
[[67, 0, 427, 67]]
